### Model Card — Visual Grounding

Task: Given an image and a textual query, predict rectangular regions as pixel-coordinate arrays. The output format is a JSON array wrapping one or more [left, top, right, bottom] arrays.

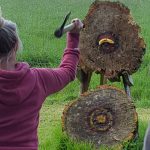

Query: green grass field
[[0, 0, 150, 149]]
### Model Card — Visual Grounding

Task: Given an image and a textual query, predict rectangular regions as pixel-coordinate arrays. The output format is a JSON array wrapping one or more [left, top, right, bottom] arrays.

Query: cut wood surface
[[62, 86, 138, 148], [79, 1, 146, 79]]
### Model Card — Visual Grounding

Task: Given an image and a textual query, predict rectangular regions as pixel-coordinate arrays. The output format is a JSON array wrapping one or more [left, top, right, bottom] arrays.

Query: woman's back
[[0, 49, 80, 150], [0, 62, 45, 149], [0, 9, 82, 149]]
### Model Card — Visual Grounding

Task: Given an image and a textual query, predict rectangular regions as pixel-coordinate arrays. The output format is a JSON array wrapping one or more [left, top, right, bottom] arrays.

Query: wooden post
[[100, 74, 107, 85]]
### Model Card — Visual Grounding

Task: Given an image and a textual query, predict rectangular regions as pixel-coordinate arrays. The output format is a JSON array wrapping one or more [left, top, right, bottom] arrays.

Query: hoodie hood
[[0, 62, 36, 106]]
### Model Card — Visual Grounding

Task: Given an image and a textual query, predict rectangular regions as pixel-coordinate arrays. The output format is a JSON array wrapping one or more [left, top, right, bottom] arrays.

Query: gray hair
[[0, 14, 22, 58]]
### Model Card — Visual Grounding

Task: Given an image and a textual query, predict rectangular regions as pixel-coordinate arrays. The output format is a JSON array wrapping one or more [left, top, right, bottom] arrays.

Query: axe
[[54, 12, 76, 38]]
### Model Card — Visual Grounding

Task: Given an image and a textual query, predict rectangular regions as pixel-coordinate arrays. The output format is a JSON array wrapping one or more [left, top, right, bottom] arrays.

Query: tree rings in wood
[[62, 86, 138, 148], [79, 1, 146, 79]]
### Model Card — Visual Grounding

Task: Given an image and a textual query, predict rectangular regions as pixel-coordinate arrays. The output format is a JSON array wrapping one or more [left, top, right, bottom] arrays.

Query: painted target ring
[[88, 108, 113, 132]]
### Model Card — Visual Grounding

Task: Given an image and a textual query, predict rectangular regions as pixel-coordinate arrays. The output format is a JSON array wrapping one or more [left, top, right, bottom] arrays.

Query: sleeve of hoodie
[[34, 32, 80, 97]]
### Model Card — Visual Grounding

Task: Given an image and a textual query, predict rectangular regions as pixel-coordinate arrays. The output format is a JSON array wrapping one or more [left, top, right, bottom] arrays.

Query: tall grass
[[0, 0, 149, 104], [0, 0, 150, 149]]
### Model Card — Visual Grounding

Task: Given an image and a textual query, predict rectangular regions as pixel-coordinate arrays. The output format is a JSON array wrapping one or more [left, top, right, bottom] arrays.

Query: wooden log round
[[79, 1, 146, 79], [62, 86, 138, 148]]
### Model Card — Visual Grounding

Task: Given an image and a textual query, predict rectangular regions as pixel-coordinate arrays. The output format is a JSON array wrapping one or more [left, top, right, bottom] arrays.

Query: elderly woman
[[0, 11, 83, 150]]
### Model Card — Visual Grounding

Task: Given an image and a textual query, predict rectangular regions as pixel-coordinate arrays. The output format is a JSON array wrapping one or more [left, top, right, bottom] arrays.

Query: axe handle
[[63, 23, 75, 34]]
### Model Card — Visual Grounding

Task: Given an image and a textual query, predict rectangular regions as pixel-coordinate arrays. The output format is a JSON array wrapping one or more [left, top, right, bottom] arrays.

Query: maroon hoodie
[[0, 33, 79, 150]]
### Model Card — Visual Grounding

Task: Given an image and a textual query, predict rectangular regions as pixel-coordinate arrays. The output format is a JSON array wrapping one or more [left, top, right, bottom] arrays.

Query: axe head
[[54, 12, 71, 38]]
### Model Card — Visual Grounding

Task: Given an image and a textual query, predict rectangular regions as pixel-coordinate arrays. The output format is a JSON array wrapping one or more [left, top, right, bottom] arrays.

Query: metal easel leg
[[122, 71, 134, 98]]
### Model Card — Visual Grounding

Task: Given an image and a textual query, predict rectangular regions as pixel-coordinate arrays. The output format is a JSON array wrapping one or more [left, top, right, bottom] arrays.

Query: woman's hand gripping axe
[[54, 12, 76, 38]]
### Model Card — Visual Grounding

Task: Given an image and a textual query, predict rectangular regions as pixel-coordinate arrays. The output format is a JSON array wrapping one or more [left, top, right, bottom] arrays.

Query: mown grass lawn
[[0, 0, 150, 149]]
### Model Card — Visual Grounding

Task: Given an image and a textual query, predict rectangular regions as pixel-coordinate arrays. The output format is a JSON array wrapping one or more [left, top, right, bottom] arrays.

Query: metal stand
[[122, 71, 134, 97]]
